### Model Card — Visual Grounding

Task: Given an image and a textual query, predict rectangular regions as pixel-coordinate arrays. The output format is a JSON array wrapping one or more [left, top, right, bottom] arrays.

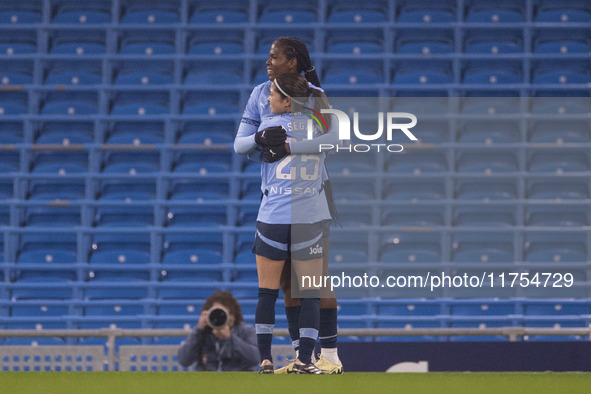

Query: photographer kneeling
[[178, 291, 259, 371]]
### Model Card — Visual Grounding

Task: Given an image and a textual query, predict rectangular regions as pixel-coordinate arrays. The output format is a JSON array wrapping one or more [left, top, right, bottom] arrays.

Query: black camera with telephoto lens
[[206, 305, 229, 329]]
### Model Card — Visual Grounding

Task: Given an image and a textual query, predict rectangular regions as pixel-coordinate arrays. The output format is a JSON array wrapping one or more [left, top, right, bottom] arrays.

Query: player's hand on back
[[255, 126, 286, 147]]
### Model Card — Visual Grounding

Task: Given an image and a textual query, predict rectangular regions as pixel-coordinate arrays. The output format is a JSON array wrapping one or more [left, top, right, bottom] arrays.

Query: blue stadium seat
[[238, 206, 258, 226], [24, 207, 81, 227], [164, 233, 223, 255], [530, 97, 591, 114], [523, 301, 591, 316], [0, 60, 33, 85], [377, 301, 441, 317], [393, 62, 453, 85], [95, 206, 154, 227], [92, 233, 151, 254], [529, 121, 590, 143], [526, 206, 588, 227], [387, 150, 447, 173], [166, 206, 227, 227], [528, 151, 589, 173], [106, 121, 164, 144], [50, 30, 106, 55], [189, 32, 244, 55], [465, 0, 525, 23], [120, 1, 180, 24], [36, 122, 94, 144], [184, 61, 243, 85], [53, 1, 111, 24], [335, 205, 372, 227], [41, 92, 98, 116], [327, 0, 386, 23], [325, 151, 375, 175], [102, 151, 159, 174], [535, 0, 591, 22], [525, 233, 586, 262], [0, 121, 22, 143], [324, 61, 383, 85], [450, 300, 516, 316], [90, 249, 150, 265], [452, 233, 513, 263], [114, 68, 174, 85], [454, 206, 516, 227], [326, 30, 383, 54], [331, 178, 375, 201], [0, 92, 28, 115], [173, 151, 232, 174], [182, 92, 240, 115], [235, 250, 255, 265], [28, 180, 85, 200], [45, 63, 102, 86], [20, 233, 77, 254], [99, 180, 155, 201], [11, 304, 69, 317], [31, 151, 88, 174], [527, 178, 589, 200], [533, 65, 591, 85], [391, 119, 448, 143], [456, 151, 518, 173], [457, 120, 520, 144], [163, 249, 222, 265], [455, 179, 518, 200], [464, 30, 523, 54], [111, 92, 169, 116], [0, 205, 8, 226], [397, 0, 456, 23], [84, 303, 144, 317], [534, 31, 591, 54], [0, 1, 41, 24], [329, 232, 369, 264], [240, 179, 261, 200], [382, 206, 444, 227], [396, 30, 454, 54], [0, 181, 13, 199], [190, 1, 248, 24], [178, 121, 234, 144], [0, 30, 36, 54], [0, 151, 19, 173], [463, 61, 522, 84], [119, 30, 175, 55], [384, 179, 445, 200], [259, 2, 317, 24], [170, 180, 229, 201], [380, 233, 442, 263]]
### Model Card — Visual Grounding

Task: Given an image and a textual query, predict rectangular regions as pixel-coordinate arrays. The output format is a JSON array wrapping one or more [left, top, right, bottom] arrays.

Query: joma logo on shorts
[[309, 244, 323, 254]]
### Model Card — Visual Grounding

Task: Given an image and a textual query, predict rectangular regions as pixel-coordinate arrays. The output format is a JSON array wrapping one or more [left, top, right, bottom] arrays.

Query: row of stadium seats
[[4, 28, 591, 55], [1, 60, 589, 86], [2, 0, 590, 25], [1, 149, 590, 174]]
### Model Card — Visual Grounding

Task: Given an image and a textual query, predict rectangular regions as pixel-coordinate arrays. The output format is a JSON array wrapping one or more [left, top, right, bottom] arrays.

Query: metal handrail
[[1, 326, 590, 370]]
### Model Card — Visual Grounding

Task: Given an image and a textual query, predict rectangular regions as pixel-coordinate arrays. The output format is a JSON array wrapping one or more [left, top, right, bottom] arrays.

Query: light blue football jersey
[[255, 112, 331, 225]]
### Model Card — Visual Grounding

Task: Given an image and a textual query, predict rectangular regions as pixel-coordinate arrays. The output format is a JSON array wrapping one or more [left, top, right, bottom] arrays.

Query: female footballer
[[234, 37, 343, 374]]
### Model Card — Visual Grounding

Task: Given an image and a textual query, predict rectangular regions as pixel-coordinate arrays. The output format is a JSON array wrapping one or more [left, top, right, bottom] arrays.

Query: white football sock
[[320, 348, 340, 364]]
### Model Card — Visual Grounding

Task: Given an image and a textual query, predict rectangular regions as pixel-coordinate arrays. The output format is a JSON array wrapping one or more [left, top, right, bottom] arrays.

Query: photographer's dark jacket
[[177, 323, 259, 371]]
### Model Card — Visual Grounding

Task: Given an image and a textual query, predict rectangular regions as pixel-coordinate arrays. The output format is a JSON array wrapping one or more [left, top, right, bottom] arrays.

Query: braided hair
[[274, 37, 321, 88]]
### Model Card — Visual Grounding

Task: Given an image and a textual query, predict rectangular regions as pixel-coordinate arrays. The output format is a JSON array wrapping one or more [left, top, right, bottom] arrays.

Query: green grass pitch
[[1, 372, 590, 394]]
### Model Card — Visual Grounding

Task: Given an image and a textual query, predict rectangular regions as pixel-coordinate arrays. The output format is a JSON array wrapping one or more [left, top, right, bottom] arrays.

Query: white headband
[[273, 79, 306, 106]]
